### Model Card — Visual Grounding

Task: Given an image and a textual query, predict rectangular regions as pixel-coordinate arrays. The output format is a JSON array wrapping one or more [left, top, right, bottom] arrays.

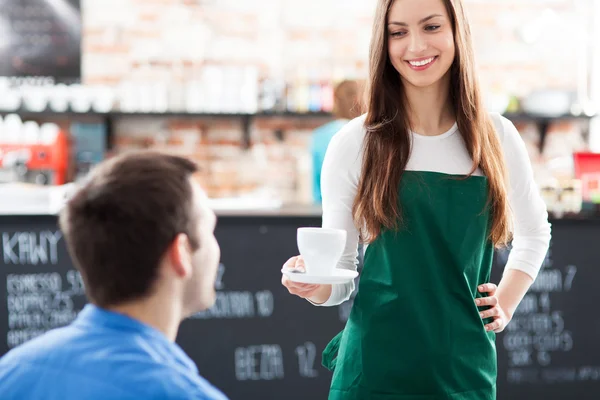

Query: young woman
[[282, 0, 551, 399]]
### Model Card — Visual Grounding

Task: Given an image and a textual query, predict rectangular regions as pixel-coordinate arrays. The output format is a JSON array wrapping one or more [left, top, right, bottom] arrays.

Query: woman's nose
[[408, 32, 427, 54]]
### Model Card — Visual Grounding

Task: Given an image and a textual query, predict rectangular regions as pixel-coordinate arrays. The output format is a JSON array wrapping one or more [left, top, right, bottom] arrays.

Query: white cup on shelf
[[49, 83, 69, 112], [22, 121, 40, 144]]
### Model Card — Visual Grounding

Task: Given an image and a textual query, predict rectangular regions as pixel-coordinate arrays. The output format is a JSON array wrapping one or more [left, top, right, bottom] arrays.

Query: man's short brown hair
[[59, 151, 200, 307]]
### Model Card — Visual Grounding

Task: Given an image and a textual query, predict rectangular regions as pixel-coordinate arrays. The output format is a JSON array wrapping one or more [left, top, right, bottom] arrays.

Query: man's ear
[[167, 233, 193, 278]]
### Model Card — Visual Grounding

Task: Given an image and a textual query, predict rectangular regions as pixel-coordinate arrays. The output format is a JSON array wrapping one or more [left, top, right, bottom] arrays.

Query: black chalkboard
[[0, 214, 353, 399], [178, 216, 351, 399], [1, 214, 599, 400], [491, 219, 600, 400], [0, 215, 86, 355]]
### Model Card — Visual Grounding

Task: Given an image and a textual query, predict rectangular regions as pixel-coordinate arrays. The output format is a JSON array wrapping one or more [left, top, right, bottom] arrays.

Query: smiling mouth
[[407, 56, 437, 67]]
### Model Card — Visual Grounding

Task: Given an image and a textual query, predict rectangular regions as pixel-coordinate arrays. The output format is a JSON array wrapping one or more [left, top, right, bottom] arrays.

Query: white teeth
[[409, 57, 435, 67]]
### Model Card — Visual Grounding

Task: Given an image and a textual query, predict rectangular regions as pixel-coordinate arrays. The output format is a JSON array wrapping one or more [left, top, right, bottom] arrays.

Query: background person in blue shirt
[[0, 151, 229, 400], [311, 79, 362, 203]]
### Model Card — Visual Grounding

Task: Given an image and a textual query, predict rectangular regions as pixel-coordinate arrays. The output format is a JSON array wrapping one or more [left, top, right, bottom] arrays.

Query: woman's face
[[386, 0, 455, 90]]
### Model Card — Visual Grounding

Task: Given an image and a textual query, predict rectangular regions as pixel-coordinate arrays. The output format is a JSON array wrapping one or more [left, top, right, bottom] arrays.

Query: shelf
[[502, 112, 596, 122], [0, 109, 332, 119], [0, 108, 595, 151], [0, 109, 333, 148], [0, 110, 594, 123], [0, 108, 594, 121]]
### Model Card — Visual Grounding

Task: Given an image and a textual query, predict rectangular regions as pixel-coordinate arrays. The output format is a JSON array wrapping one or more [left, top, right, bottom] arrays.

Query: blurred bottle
[[308, 69, 322, 113], [293, 67, 310, 113], [259, 75, 278, 112]]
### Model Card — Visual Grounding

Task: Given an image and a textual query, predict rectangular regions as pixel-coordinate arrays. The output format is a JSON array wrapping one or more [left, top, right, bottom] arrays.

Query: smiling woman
[[280, 0, 552, 399], [357, 0, 512, 249], [387, 10, 455, 81]]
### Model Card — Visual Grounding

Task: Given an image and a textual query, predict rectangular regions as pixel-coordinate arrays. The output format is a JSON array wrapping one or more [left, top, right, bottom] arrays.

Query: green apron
[[323, 171, 497, 400]]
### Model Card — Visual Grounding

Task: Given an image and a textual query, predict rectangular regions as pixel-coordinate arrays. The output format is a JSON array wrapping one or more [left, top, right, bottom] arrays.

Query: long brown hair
[[353, 0, 512, 247]]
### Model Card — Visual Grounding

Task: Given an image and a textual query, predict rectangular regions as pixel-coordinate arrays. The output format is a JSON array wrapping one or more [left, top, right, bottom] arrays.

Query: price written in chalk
[[508, 366, 600, 384], [497, 241, 595, 386], [234, 342, 320, 381], [190, 264, 274, 319], [235, 344, 285, 381], [5, 270, 86, 348]]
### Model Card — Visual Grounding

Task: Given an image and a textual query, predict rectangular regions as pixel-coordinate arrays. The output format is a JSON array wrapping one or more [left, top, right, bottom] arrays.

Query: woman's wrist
[[308, 285, 333, 304]]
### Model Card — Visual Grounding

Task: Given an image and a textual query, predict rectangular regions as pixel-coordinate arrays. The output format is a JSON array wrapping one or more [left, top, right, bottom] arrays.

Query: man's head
[[59, 151, 220, 316]]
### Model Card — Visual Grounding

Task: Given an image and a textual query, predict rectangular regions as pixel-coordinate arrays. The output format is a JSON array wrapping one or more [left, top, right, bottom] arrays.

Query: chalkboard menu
[[1, 214, 599, 399], [0, 215, 86, 353], [0, 215, 353, 399], [0, 0, 81, 80], [491, 219, 600, 400], [178, 216, 353, 399]]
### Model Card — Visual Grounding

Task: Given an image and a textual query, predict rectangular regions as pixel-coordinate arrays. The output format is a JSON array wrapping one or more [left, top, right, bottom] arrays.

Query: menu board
[[1, 214, 598, 399], [0, 0, 81, 80], [491, 220, 600, 400], [0, 215, 351, 399], [177, 216, 356, 399], [0, 215, 86, 352]]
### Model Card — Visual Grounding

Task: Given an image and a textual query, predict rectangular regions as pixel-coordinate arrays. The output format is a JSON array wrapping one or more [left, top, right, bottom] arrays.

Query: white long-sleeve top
[[317, 112, 552, 307]]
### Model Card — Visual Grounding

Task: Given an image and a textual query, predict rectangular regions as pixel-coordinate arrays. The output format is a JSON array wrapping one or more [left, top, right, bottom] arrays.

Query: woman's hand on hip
[[476, 283, 511, 333]]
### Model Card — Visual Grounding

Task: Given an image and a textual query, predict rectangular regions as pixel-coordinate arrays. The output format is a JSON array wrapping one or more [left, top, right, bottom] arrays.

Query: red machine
[[0, 127, 70, 185], [573, 152, 600, 203]]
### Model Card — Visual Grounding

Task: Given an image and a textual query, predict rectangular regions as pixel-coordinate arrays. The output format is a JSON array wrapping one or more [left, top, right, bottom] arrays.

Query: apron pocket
[[322, 329, 344, 371]]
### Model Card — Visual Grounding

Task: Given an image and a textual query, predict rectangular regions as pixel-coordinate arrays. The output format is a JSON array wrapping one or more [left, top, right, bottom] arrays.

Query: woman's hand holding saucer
[[281, 256, 332, 304]]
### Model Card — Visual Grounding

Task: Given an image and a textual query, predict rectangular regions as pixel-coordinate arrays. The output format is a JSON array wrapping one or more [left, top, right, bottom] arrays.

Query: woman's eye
[[425, 25, 441, 31]]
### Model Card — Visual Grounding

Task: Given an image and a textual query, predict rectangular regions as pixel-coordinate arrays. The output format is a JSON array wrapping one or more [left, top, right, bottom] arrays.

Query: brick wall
[[82, 0, 585, 94], [80, 0, 597, 201]]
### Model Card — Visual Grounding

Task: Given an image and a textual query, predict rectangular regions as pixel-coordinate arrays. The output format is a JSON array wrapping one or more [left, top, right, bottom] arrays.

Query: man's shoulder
[[0, 356, 227, 400], [0, 325, 228, 400], [146, 366, 229, 399], [0, 325, 102, 397], [0, 325, 79, 365]]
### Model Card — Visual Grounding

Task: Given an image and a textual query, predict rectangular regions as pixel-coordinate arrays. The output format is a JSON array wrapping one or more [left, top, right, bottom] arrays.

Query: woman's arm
[[311, 116, 366, 306], [478, 115, 552, 330]]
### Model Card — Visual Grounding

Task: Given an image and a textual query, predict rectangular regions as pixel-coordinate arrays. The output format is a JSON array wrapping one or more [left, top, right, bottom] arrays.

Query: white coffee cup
[[297, 227, 347, 276]]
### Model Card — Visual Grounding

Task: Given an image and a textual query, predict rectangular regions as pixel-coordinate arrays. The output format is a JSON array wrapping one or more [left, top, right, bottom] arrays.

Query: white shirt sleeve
[[493, 113, 552, 280], [311, 116, 366, 307]]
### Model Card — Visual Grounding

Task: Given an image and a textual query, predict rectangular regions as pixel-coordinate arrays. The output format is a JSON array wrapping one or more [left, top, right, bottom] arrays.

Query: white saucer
[[281, 268, 358, 284]]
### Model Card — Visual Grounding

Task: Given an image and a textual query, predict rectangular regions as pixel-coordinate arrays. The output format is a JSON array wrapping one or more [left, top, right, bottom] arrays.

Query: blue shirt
[[311, 119, 348, 203], [0, 305, 228, 400]]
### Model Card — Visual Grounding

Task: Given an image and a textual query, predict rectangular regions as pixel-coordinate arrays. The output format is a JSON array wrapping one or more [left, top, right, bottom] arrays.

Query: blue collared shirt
[[0, 304, 228, 400]]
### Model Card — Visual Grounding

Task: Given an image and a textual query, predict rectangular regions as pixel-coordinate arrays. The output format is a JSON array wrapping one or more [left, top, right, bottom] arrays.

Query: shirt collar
[[74, 304, 198, 373]]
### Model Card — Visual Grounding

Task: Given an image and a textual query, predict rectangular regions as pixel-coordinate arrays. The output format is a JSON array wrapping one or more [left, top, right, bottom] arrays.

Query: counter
[[0, 210, 599, 399], [212, 204, 323, 217]]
